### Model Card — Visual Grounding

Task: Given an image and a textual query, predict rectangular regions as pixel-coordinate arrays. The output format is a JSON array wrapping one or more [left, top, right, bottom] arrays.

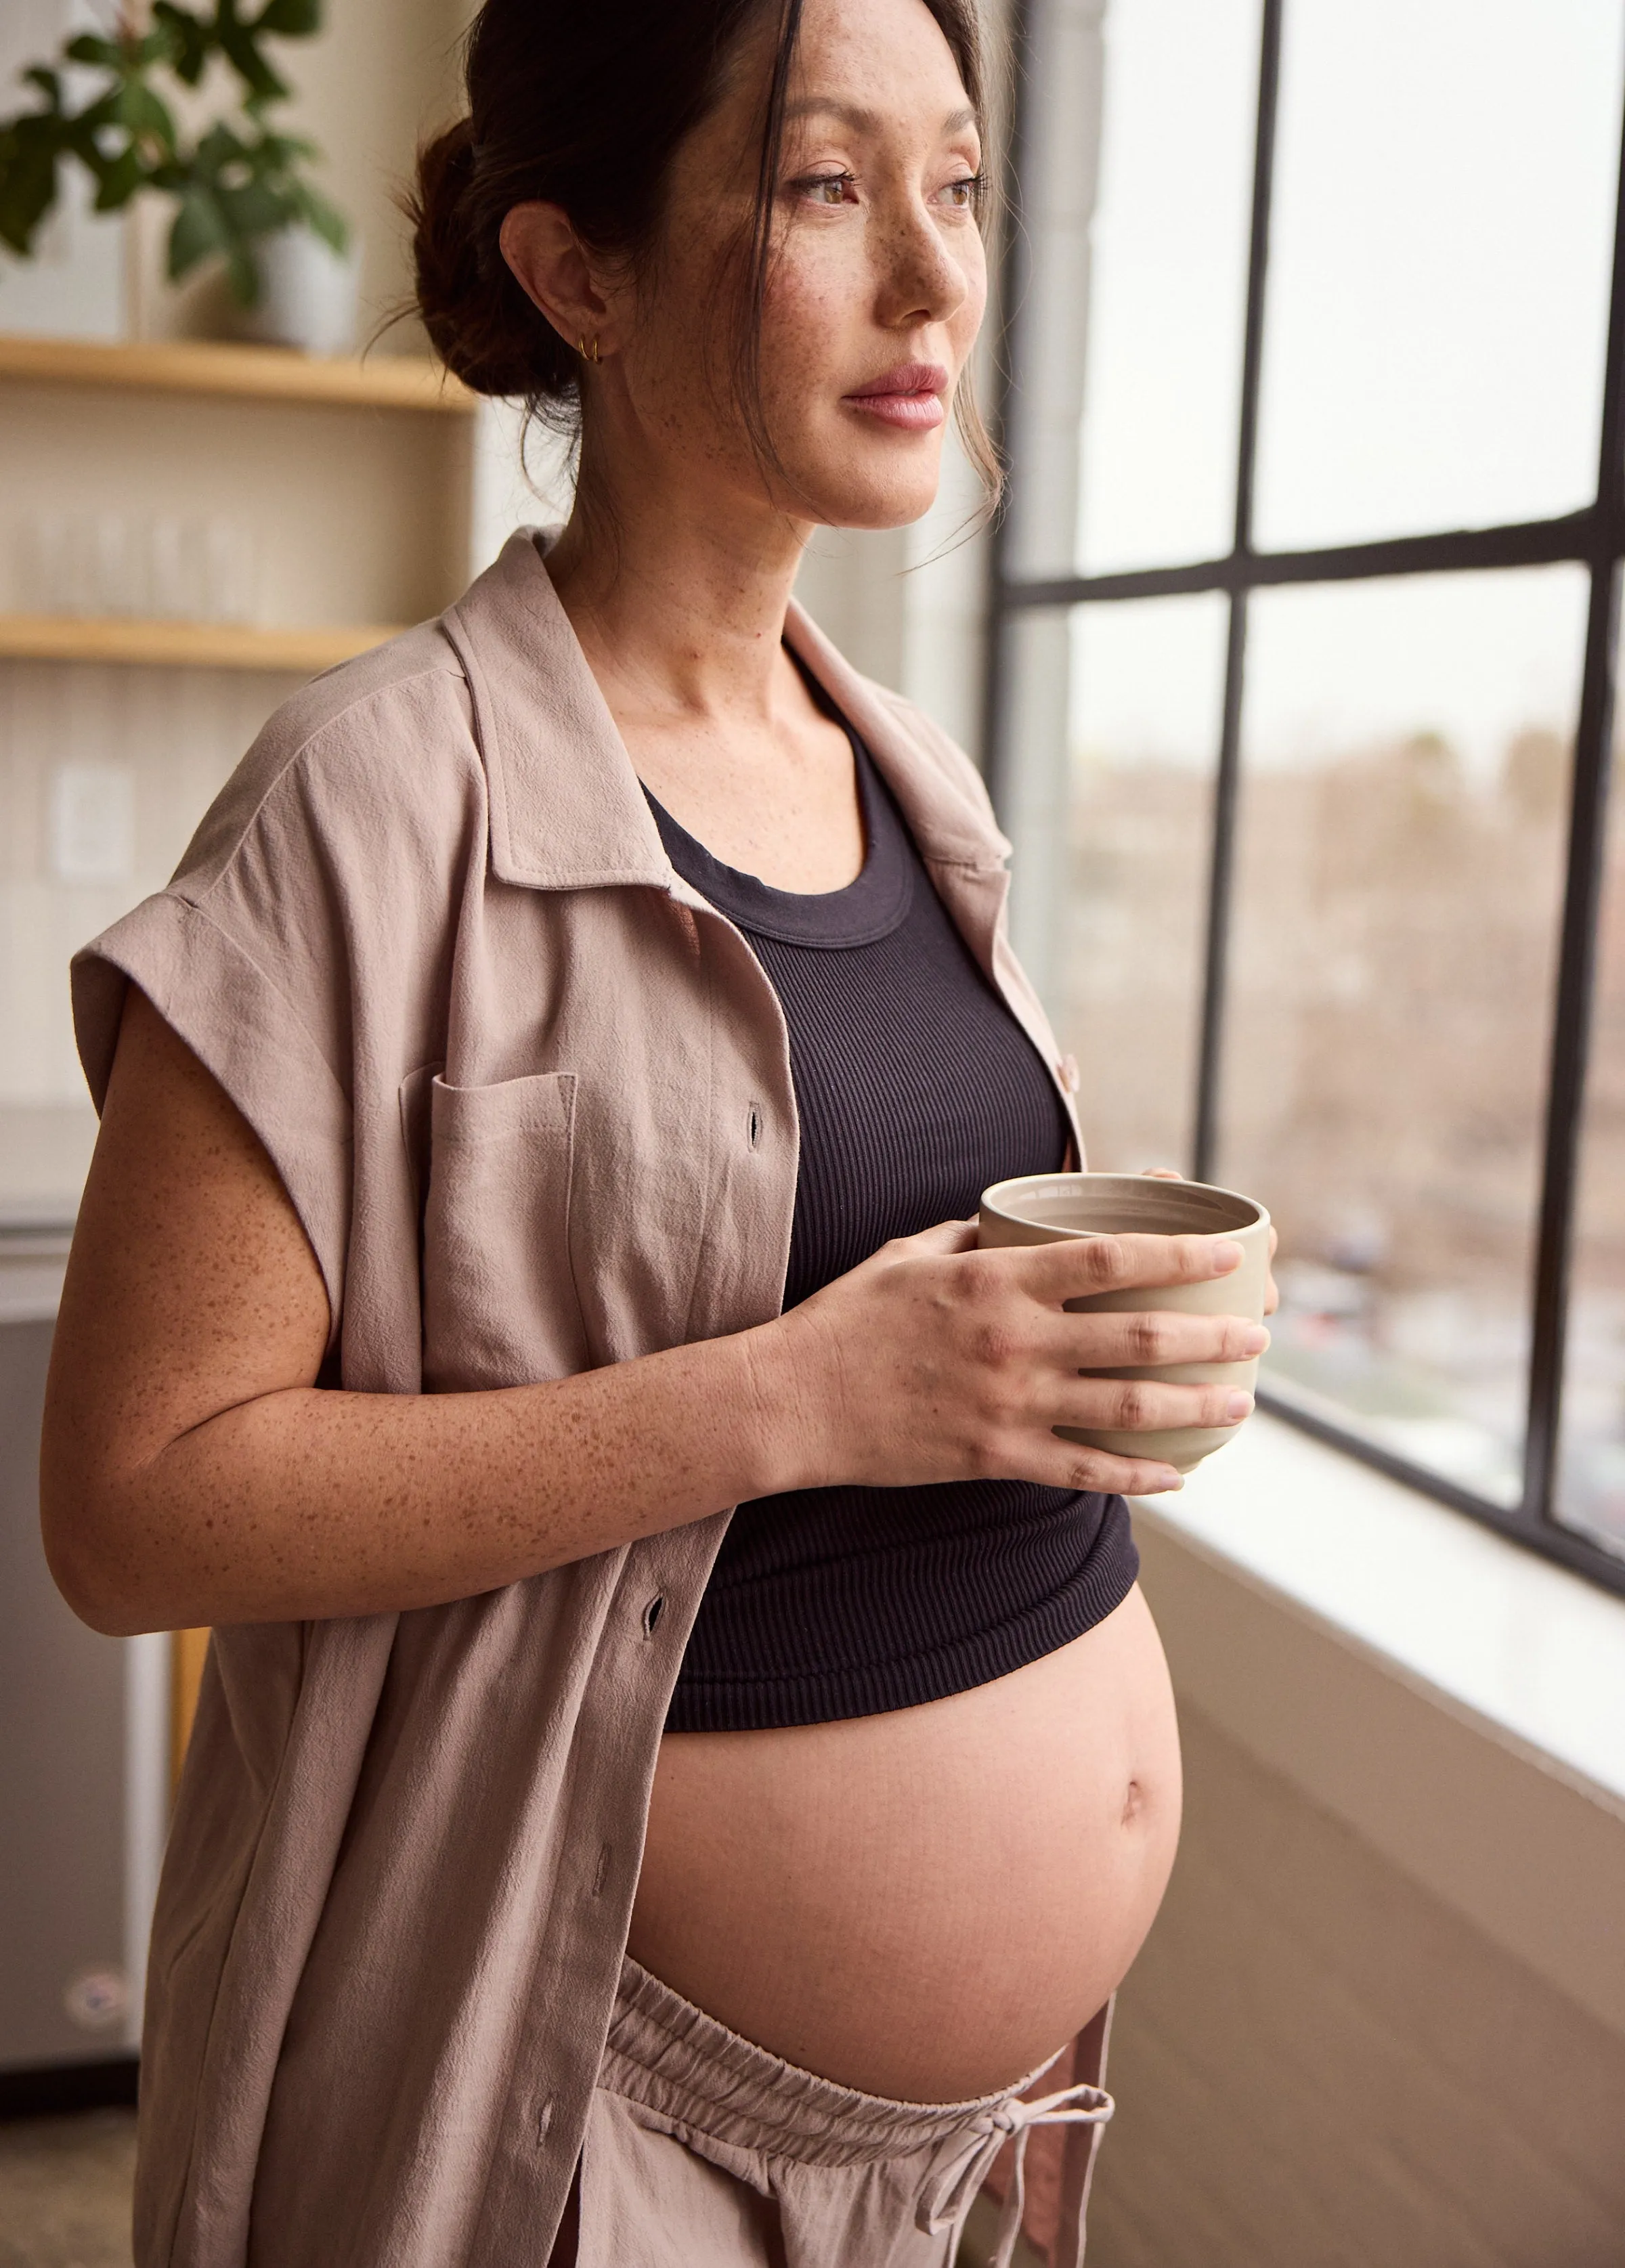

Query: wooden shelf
[[0, 614, 406, 673], [0, 332, 475, 415]]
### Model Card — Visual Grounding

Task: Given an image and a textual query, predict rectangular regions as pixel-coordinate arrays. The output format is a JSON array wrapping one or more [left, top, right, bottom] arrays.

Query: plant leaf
[[65, 86, 123, 139], [168, 180, 228, 277], [219, 177, 286, 238], [223, 230, 260, 305], [216, 20, 289, 104], [255, 0, 323, 35], [192, 118, 246, 174], [0, 132, 60, 255], [151, 4, 211, 86], [89, 144, 144, 211], [291, 179, 347, 253], [253, 129, 317, 166], [63, 35, 125, 69], [112, 80, 177, 153]]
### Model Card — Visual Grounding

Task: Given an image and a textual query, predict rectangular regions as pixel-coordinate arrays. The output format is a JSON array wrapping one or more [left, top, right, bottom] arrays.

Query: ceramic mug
[[978, 1171, 1272, 1473]]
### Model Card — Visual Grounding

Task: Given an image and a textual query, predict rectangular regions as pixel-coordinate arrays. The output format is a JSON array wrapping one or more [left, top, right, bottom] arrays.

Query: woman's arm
[[41, 990, 1262, 1636]]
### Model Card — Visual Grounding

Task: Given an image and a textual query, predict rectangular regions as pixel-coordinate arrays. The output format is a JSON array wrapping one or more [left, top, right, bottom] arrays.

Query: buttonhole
[[536, 2099, 554, 2141], [642, 1594, 666, 1638], [592, 1844, 611, 1897], [747, 1103, 762, 1149]]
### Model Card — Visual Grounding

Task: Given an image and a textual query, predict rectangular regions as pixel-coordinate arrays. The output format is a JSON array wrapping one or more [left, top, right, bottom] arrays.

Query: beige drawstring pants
[[563, 1957, 1114, 2268]]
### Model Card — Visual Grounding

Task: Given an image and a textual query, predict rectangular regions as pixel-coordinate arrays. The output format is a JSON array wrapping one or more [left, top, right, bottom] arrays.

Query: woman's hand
[[764, 1219, 1270, 1498]]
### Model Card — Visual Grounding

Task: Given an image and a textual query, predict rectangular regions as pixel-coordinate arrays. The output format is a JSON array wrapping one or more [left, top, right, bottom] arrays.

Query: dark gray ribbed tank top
[[651, 724, 1137, 1732]]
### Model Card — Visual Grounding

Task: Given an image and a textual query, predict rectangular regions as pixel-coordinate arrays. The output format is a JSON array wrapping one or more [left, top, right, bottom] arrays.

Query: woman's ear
[[500, 203, 615, 357]]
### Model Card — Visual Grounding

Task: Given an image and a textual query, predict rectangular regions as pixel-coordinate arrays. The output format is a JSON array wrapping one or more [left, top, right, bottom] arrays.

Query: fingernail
[[1213, 1241, 1244, 1269], [1226, 1392, 1255, 1421], [1242, 1325, 1270, 1354], [1152, 1468, 1184, 1491]]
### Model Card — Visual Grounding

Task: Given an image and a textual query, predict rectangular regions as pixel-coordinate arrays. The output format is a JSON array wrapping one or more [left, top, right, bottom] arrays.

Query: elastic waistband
[[602, 1956, 1057, 2171]]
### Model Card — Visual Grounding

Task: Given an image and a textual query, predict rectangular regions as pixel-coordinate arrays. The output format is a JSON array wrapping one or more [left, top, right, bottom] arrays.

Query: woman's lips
[[842, 362, 949, 431]]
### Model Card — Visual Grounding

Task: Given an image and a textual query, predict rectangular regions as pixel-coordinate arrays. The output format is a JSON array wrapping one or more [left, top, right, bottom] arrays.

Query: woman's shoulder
[[71, 622, 487, 1122], [173, 620, 482, 900]]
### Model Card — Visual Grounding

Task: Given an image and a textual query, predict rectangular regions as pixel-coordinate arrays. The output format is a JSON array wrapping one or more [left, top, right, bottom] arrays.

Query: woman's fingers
[[1047, 1374, 1255, 1437], [1041, 1307, 1269, 1371], [1024, 1440, 1188, 1496], [1015, 1229, 1245, 1305]]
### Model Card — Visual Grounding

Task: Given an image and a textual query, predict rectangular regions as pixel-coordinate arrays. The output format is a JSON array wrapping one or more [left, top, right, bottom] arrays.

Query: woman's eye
[[797, 171, 857, 206], [941, 174, 983, 211]]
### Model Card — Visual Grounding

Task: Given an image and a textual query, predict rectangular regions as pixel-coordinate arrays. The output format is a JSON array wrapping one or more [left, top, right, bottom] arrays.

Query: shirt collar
[[442, 527, 1010, 892]]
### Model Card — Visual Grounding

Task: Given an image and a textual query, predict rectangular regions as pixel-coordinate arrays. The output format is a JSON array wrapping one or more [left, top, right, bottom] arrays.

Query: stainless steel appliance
[[0, 1224, 166, 2108]]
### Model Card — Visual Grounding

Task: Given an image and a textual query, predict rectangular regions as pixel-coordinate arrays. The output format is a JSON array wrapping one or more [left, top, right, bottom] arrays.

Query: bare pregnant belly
[[626, 1584, 1182, 2103]]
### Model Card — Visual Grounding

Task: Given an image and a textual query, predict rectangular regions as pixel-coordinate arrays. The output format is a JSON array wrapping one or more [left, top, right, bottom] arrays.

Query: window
[[987, 0, 1625, 1592]]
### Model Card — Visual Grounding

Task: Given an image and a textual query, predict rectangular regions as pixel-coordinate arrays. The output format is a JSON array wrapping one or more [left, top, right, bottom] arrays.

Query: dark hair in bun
[[410, 0, 997, 487]]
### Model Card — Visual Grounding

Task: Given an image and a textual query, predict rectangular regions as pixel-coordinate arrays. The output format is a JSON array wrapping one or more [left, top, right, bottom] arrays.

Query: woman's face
[[609, 0, 987, 531]]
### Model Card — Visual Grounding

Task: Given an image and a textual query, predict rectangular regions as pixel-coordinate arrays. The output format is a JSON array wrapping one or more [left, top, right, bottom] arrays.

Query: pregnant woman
[[42, 0, 1268, 2262]]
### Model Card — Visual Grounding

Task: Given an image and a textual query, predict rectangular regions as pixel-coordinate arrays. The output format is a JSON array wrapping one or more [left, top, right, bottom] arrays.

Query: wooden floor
[[0, 2112, 135, 2268], [1087, 1701, 1625, 2268]]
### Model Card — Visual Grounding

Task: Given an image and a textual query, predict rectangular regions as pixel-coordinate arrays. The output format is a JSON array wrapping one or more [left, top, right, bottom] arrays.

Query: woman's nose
[[873, 199, 970, 330]]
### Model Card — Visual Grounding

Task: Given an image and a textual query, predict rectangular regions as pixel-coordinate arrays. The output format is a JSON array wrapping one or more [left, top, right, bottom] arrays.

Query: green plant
[[0, 1, 347, 306]]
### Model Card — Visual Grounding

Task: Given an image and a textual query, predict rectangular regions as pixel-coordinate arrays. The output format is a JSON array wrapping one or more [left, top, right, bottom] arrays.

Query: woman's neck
[[540, 412, 864, 894], [544, 429, 814, 737]]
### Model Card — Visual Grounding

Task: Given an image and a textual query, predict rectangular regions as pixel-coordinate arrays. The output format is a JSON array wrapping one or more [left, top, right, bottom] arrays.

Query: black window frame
[[983, 0, 1625, 1598]]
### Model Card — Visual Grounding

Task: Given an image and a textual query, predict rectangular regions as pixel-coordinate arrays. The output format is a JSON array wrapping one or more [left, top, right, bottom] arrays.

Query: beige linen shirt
[[71, 530, 1081, 2268]]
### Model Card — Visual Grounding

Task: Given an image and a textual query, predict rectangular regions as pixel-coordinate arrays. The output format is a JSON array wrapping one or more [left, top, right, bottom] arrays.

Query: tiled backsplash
[[0, 659, 296, 1219]]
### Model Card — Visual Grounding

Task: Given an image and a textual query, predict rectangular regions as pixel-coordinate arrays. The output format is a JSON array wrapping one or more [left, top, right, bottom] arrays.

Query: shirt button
[[1058, 1054, 1081, 1095]]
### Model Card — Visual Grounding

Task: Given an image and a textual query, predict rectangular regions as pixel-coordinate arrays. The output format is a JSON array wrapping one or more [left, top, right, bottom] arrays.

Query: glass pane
[[1255, 0, 1624, 550], [0, 662, 293, 1223], [1062, 596, 1228, 1169], [1218, 568, 1588, 1503], [1559, 723, 1625, 1557], [1072, 0, 1261, 575]]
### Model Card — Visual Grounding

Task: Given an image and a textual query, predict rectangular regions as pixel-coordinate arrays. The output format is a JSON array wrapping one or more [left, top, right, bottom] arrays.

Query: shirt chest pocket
[[418, 1070, 590, 1391]]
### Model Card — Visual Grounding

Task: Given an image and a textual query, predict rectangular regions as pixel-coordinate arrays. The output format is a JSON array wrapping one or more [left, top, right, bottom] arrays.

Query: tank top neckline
[[641, 728, 914, 950]]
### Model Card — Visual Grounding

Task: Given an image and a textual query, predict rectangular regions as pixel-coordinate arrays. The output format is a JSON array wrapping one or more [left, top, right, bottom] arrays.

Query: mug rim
[[980, 1169, 1269, 1238]]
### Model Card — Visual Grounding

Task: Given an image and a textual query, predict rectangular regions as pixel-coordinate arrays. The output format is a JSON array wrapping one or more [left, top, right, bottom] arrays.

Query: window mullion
[[980, 0, 1039, 820], [1192, 0, 1283, 1179], [1523, 79, 1625, 1525]]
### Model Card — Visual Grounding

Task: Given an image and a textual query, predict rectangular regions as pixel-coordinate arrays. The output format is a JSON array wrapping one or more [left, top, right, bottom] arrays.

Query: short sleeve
[[70, 630, 475, 1360], [72, 890, 353, 1347]]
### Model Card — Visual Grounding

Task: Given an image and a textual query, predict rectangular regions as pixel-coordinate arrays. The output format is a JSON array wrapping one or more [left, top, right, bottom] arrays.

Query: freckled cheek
[[760, 282, 857, 407], [627, 306, 712, 424]]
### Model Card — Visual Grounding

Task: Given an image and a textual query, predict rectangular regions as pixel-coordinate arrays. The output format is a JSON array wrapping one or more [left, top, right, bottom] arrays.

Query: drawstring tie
[[920, 2071, 1114, 2268]]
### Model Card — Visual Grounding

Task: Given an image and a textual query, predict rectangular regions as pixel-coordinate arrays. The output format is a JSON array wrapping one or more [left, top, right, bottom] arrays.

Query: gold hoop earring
[[578, 334, 601, 363]]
